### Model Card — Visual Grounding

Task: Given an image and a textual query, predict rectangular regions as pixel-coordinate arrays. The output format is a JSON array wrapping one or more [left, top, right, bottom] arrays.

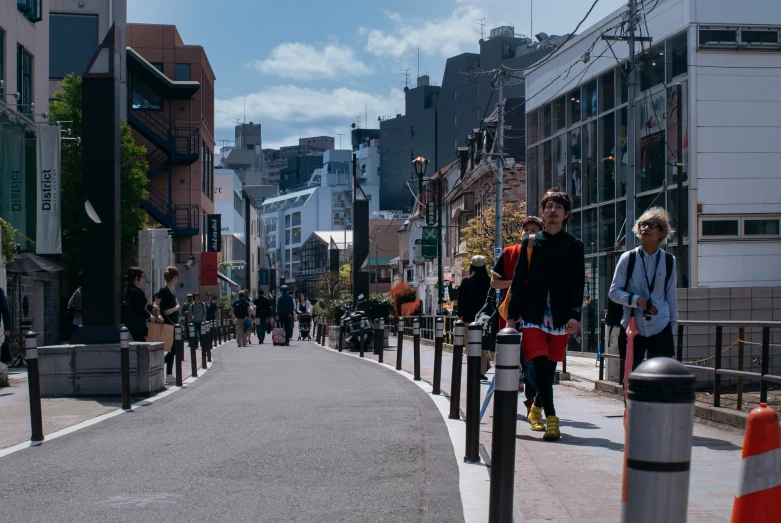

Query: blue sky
[[128, 0, 625, 150]]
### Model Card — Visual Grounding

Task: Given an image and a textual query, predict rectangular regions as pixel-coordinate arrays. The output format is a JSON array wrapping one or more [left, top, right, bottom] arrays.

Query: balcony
[[141, 185, 200, 237]]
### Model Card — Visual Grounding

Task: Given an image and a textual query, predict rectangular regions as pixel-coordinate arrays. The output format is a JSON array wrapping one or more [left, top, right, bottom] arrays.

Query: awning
[[7, 253, 64, 273], [217, 271, 239, 288]]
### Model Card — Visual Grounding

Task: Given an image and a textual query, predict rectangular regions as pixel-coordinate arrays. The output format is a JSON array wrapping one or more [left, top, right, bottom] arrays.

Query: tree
[[312, 263, 351, 318], [460, 202, 527, 270], [49, 75, 148, 290]]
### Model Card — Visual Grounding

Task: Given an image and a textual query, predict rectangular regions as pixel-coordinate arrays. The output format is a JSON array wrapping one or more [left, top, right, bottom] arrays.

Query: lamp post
[[412, 155, 443, 314]]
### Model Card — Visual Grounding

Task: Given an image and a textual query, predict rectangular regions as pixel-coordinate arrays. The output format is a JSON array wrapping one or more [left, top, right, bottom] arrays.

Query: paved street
[[0, 338, 464, 522]]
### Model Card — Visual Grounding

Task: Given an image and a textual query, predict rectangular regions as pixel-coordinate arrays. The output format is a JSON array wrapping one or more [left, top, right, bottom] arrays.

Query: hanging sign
[[422, 227, 438, 260], [206, 214, 222, 252], [36, 125, 62, 254]]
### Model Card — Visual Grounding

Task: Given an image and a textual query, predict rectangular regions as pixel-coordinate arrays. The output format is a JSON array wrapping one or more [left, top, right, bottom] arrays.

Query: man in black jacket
[[253, 290, 271, 344], [507, 190, 585, 441]]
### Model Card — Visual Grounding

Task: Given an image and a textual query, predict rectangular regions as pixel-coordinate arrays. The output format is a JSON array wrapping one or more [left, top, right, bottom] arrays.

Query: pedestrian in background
[[1, 284, 11, 363], [66, 271, 83, 340], [508, 191, 585, 441], [276, 286, 295, 346], [492, 216, 544, 417], [189, 293, 207, 346], [154, 266, 181, 379], [231, 291, 252, 347], [121, 267, 156, 342], [253, 290, 271, 344], [458, 255, 491, 379], [205, 292, 217, 322], [182, 293, 194, 326]]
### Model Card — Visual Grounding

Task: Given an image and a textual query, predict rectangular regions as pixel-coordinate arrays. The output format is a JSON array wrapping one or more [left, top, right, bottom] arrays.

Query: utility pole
[[494, 68, 505, 290], [625, 0, 638, 250]]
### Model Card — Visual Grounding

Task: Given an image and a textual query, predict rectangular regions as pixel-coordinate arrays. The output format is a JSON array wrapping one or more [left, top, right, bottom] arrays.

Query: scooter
[[341, 294, 373, 352]]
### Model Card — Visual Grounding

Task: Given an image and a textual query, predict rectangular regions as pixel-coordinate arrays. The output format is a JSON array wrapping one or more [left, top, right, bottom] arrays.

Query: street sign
[[443, 266, 452, 282], [422, 227, 438, 260], [206, 215, 222, 252], [258, 268, 270, 286], [426, 201, 437, 226]]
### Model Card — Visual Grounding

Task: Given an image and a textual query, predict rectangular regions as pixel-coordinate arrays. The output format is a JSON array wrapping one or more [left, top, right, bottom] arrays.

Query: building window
[[285, 214, 291, 228], [553, 96, 566, 132], [131, 76, 162, 110], [151, 62, 164, 73], [285, 230, 290, 244], [234, 192, 243, 215], [699, 26, 781, 50], [16, 44, 32, 115], [702, 219, 739, 238], [568, 88, 581, 125], [49, 14, 99, 79], [292, 227, 301, 244], [17, 0, 42, 23], [174, 63, 191, 81], [745, 219, 781, 236], [292, 212, 301, 227]]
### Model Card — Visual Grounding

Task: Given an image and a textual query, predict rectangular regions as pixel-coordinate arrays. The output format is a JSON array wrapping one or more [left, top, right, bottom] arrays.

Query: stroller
[[297, 314, 312, 340]]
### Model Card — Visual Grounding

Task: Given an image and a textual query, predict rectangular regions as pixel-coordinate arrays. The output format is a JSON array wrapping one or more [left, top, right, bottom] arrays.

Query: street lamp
[[411, 155, 444, 314]]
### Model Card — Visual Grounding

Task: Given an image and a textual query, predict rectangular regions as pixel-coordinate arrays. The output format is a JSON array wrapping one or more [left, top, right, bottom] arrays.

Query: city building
[[279, 153, 323, 193], [125, 23, 216, 292], [298, 231, 352, 299], [523, 0, 781, 354], [379, 27, 560, 211], [214, 168, 247, 288]]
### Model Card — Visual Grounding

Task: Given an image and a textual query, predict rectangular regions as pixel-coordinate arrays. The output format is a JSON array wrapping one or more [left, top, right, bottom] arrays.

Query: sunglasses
[[638, 220, 662, 230]]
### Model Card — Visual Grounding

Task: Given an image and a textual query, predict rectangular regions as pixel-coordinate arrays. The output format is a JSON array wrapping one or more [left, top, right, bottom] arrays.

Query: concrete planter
[[37, 342, 165, 397], [329, 326, 340, 345]]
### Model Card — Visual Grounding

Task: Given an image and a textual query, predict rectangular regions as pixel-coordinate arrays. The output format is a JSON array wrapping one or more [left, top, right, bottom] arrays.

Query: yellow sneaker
[[543, 415, 560, 441], [528, 405, 546, 431]]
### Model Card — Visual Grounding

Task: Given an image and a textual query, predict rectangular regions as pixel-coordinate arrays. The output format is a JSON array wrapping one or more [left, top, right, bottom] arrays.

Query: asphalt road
[[1, 340, 465, 523]]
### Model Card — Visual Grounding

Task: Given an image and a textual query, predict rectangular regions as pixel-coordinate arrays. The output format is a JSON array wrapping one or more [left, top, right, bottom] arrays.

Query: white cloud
[[363, 5, 484, 59], [248, 42, 372, 80], [216, 85, 404, 130], [382, 9, 402, 22]]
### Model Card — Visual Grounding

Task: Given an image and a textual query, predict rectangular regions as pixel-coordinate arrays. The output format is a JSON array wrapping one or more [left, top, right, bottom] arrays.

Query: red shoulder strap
[[503, 244, 522, 279]]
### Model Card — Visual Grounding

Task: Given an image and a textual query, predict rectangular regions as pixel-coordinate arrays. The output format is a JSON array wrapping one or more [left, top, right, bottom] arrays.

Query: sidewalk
[[319, 335, 744, 523], [0, 342, 214, 450]]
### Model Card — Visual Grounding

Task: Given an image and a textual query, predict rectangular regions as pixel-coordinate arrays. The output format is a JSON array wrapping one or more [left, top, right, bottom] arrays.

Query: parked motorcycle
[[341, 294, 373, 352]]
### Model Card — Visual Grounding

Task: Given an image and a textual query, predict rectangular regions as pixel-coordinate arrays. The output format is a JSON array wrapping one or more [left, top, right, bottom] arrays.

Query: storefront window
[[618, 63, 629, 105], [569, 88, 581, 125], [667, 82, 689, 186], [617, 108, 628, 198], [528, 110, 539, 144], [583, 208, 598, 255], [615, 199, 627, 251], [636, 191, 662, 221], [541, 140, 552, 191], [641, 44, 666, 92], [582, 79, 597, 120], [570, 210, 581, 240], [552, 133, 567, 193], [667, 32, 688, 82], [582, 120, 598, 207], [582, 257, 599, 353], [599, 113, 616, 202], [553, 96, 566, 133], [542, 104, 552, 140], [638, 134, 666, 193], [527, 146, 539, 216], [599, 204, 616, 252], [599, 70, 615, 113], [666, 188, 689, 244], [569, 128, 582, 208]]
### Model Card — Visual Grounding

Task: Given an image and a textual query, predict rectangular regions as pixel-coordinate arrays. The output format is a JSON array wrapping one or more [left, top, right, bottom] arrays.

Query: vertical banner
[[2, 125, 26, 236], [36, 125, 62, 254], [206, 214, 222, 252], [200, 252, 219, 286]]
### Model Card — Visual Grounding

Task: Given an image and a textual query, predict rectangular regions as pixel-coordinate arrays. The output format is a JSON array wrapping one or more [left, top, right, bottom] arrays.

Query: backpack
[[474, 288, 498, 352], [234, 299, 249, 319], [606, 249, 674, 325]]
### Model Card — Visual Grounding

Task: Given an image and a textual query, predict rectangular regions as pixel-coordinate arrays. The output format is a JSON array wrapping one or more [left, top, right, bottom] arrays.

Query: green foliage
[[0, 218, 28, 266], [460, 202, 527, 271], [367, 293, 393, 320], [49, 74, 148, 290], [324, 293, 354, 322], [313, 263, 352, 320]]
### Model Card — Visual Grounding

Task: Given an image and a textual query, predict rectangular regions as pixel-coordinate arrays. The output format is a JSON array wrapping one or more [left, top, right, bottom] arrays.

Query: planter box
[[37, 342, 165, 397]]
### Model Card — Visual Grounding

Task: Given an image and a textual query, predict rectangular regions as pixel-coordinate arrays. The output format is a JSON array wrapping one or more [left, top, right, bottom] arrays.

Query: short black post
[[379, 318, 385, 363], [218, 318, 223, 344], [174, 324, 183, 387], [714, 325, 723, 408], [188, 322, 198, 378], [396, 318, 404, 371], [449, 320, 465, 420], [488, 328, 521, 523], [413, 318, 421, 381], [360, 324, 365, 358], [760, 327, 770, 403], [202, 321, 209, 369], [373, 319, 381, 356], [120, 326, 131, 410], [338, 319, 344, 352], [599, 351, 605, 381], [464, 322, 482, 463], [622, 358, 696, 523], [25, 332, 44, 442], [433, 317, 444, 395], [315, 321, 321, 344]]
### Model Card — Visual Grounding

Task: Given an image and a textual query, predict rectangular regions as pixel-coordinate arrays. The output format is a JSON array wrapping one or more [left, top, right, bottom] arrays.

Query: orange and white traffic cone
[[731, 402, 781, 523]]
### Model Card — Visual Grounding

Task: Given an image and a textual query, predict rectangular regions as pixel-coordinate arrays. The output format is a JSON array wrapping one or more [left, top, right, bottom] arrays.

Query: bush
[[401, 299, 422, 317], [388, 283, 416, 316], [327, 294, 354, 322], [367, 294, 393, 321]]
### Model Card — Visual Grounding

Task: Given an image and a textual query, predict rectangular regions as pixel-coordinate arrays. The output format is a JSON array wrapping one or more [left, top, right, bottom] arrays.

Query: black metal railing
[[130, 92, 199, 162]]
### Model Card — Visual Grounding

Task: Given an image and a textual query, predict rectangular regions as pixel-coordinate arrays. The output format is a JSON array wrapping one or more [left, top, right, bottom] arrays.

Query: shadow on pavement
[[515, 415, 600, 430], [693, 435, 742, 451], [517, 433, 624, 452]]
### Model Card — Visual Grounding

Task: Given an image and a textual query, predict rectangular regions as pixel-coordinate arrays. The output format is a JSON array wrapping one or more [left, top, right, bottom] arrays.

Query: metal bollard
[[413, 318, 421, 381], [621, 358, 696, 523], [359, 324, 365, 357], [338, 319, 344, 352], [433, 317, 444, 395], [188, 322, 198, 378], [396, 318, 404, 371], [378, 318, 385, 363], [449, 320, 466, 420], [25, 332, 44, 442], [488, 328, 522, 523], [174, 324, 183, 387], [373, 319, 381, 356], [217, 319, 222, 344], [465, 322, 482, 463], [202, 321, 209, 369], [120, 326, 131, 410]]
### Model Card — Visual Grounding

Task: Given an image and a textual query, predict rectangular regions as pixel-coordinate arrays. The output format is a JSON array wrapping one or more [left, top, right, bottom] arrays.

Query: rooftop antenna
[[417, 47, 420, 79], [401, 69, 410, 89], [335, 131, 344, 149], [243, 97, 247, 124], [478, 18, 486, 40]]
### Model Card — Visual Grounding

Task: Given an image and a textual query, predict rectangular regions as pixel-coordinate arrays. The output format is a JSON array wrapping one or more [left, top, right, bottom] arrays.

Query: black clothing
[[156, 286, 179, 325], [279, 313, 293, 344], [122, 284, 150, 340], [0, 286, 11, 332], [253, 296, 271, 318], [632, 322, 674, 371], [508, 229, 585, 329], [206, 301, 217, 321], [458, 271, 491, 323], [532, 357, 558, 417]]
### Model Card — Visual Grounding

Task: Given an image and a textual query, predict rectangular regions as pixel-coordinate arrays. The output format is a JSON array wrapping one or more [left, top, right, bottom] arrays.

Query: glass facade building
[[526, 31, 690, 353]]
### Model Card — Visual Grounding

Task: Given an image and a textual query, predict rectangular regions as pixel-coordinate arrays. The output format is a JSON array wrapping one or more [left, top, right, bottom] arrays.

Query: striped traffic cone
[[730, 403, 781, 523]]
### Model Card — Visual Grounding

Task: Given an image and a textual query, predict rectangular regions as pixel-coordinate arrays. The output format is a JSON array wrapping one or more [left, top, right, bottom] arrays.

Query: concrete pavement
[[1, 337, 464, 522]]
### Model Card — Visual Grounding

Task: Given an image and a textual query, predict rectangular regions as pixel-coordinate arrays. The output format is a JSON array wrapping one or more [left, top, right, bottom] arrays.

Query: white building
[[214, 168, 247, 283], [523, 0, 781, 351]]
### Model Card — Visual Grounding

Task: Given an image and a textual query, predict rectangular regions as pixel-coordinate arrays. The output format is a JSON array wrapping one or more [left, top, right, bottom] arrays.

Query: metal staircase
[[140, 185, 200, 237]]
